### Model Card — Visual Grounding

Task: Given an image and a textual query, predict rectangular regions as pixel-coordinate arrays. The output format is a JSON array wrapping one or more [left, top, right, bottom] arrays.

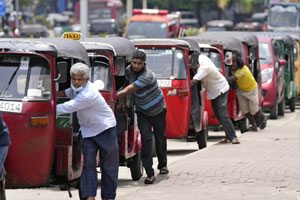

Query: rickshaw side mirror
[[189, 53, 199, 69], [55, 61, 68, 83], [278, 59, 287, 67], [114, 57, 126, 76], [224, 52, 233, 65]]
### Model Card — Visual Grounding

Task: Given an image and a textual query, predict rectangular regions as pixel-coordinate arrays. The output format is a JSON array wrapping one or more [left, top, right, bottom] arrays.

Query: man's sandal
[[218, 138, 231, 143]]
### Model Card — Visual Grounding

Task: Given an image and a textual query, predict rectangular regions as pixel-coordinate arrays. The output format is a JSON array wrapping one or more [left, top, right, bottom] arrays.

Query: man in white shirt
[[191, 55, 240, 144], [56, 63, 118, 200]]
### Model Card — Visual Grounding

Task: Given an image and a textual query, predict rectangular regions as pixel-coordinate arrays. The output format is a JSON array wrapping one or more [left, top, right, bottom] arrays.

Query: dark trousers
[[80, 127, 119, 199], [137, 110, 167, 177], [211, 92, 237, 141]]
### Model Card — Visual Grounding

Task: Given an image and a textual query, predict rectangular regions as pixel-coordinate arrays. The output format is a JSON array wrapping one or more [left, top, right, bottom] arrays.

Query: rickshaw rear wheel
[[289, 97, 295, 112], [278, 98, 285, 116], [270, 99, 278, 119], [129, 153, 143, 181], [197, 128, 208, 149], [239, 117, 248, 133]]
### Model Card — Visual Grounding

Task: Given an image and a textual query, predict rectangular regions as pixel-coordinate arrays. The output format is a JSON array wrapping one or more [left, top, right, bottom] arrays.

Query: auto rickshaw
[[224, 31, 264, 108], [0, 38, 89, 188], [290, 34, 300, 97], [19, 24, 49, 38], [187, 34, 248, 132], [255, 32, 297, 112], [255, 34, 286, 119], [80, 37, 143, 181], [276, 32, 300, 98], [131, 38, 208, 149]]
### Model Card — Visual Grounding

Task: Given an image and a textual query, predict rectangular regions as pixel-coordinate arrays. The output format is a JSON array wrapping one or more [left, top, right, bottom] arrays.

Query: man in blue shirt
[[0, 113, 10, 199], [116, 50, 168, 184], [56, 63, 118, 200]]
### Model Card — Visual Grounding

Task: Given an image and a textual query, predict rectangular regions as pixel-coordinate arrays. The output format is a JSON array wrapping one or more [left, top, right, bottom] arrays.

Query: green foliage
[[34, 15, 51, 28], [184, 27, 199, 36], [18, 0, 34, 10]]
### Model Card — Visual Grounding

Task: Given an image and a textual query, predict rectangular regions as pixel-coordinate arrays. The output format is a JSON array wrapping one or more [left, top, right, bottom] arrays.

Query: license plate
[[0, 101, 23, 113], [157, 80, 171, 87]]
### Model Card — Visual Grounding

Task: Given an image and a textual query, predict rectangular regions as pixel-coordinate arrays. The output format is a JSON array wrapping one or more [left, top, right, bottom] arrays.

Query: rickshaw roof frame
[[188, 33, 244, 55], [82, 37, 135, 61], [130, 38, 201, 53], [222, 31, 258, 47], [269, 2, 300, 8], [0, 38, 90, 65], [253, 32, 295, 47]]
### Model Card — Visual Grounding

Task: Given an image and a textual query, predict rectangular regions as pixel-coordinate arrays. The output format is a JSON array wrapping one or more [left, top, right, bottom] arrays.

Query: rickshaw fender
[[136, 131, 142, 153], [202, 111, 208, 130]]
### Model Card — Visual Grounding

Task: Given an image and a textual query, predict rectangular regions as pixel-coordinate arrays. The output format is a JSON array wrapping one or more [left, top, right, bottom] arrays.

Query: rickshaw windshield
[[144, 48, 187, 79], [269, 5, 297, 27], [90, 57, 112, 92], [0, 55, 51, 101], [127, 21, 168, 39], [201, 50, 222, 72], [259, 43, 272, 65]]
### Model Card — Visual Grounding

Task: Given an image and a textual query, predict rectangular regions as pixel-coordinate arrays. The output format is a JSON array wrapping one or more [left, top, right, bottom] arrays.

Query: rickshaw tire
[[197, 129, 208, 149], [289, 97, 295, 112], [239, 118, 248, 133], [129, 153, 143, 181], [278, 98, 285, 116], [270, 100, 278, 119]]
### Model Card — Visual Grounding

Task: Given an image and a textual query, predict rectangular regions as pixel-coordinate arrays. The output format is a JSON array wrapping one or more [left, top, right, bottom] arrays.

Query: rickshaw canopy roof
[[254, 32, 295, 47], [82, 37, 135, 61], [20, 24, 49, 36], [130, 38, 201, 53], [206, 20, 234, 27], [221, 31, 258, 47], [0, 38, 90, 64], [189, 33, 244, 53]]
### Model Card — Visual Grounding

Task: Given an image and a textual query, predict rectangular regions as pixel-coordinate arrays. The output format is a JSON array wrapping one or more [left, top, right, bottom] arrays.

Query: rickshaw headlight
[[261, 68, 273, 83], [30, 116, 49, 127]]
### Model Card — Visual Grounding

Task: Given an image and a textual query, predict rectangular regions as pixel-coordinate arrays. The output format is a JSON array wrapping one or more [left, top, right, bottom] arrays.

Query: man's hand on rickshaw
[[190, 79, 199, 87], [227, 75, 237, 84]]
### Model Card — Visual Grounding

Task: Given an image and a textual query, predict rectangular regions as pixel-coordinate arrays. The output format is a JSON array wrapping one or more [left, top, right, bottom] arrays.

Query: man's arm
[[56, 90, 66, 97], [228, 75, 238, 84], [116, 84, 138, 99]]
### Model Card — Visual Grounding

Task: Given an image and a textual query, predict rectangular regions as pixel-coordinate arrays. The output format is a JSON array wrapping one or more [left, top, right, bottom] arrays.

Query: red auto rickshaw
[[131, 38, 208, 149], [188, 34, 248, 132], [0, 38, 90, 188], [80, 37, 143, 180], [228, 31, 264, 108]]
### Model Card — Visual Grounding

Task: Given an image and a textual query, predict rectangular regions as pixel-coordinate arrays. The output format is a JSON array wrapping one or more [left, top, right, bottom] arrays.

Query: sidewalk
[[118, 111, 300, 200]]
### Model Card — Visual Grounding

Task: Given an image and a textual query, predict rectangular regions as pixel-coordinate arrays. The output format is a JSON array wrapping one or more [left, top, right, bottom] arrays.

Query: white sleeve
[[56, 94, 91, 115], [193, 67, 209, 81], [65, 88, 71, 98]]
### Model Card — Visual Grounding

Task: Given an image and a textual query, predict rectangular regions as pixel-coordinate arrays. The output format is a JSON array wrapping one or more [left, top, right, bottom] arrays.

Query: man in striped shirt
[[116, 50, 168, 184]]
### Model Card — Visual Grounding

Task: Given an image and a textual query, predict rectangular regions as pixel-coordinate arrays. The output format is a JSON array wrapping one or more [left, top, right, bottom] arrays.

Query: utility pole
[[126, 0, 132, 28], [142, 0, 147, 9], [15, 0, 19, 30], [80, 0, 88, 38]]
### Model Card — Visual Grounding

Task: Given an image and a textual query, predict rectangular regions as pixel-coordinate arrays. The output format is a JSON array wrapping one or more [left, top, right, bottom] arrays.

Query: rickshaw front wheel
[[129, 153, 143, 181]]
